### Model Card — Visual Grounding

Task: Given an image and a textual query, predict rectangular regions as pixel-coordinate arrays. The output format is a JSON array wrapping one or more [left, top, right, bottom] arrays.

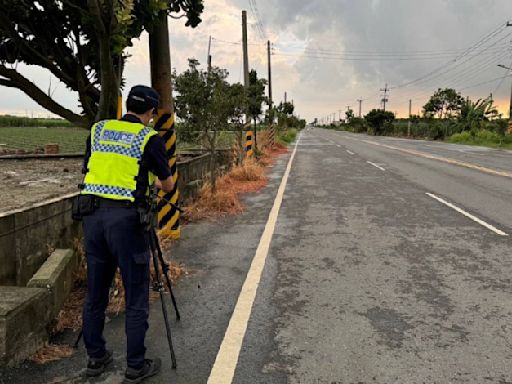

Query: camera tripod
[[73, 227, 181, 369]]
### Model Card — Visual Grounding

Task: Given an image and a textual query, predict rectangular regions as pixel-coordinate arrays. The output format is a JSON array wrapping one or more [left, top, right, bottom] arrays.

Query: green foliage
[[458, 96, 500, 132], [345, 108, 355, 122], [0, 115, 72, 128], [278, 128, 298, 144], [0, 0, 204, 125], [247, 69, 267, 122], [364, 109, 395, 135], [448, 129, 512, 149], [423, 88, 464, 118]]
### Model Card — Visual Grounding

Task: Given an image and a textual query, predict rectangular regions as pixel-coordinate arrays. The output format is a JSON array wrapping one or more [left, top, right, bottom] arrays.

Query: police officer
[[80, 85, 174, 383]]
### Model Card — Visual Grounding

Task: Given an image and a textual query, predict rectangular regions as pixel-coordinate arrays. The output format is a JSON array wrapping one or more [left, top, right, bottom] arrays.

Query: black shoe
[[86, 349, 113, 377], [123, 358, 162, 384]]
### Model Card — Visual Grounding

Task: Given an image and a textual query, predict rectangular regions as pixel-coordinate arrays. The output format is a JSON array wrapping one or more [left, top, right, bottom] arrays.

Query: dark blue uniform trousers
[[82, 206, 150, 370]]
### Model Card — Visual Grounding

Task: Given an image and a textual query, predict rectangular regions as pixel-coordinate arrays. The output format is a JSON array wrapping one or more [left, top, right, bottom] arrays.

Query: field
[[0, 126, 89, 154]]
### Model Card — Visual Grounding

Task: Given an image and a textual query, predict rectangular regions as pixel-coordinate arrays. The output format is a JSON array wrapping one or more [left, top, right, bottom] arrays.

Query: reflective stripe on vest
[[82, 120, 157, 202]]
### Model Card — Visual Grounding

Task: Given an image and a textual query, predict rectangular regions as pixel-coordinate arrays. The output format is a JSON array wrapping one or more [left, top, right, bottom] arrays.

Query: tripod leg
[[151, 244, 177, 369], [73, 330, 83, 348], [151, 230, 181, 320]]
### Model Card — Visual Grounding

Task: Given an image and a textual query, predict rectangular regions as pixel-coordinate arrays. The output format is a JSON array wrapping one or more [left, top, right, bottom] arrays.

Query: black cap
[[127, 85, 160, 113]]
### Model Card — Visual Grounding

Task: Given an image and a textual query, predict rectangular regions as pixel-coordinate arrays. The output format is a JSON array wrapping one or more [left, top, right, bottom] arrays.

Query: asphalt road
[[3, 127, 512, 384]]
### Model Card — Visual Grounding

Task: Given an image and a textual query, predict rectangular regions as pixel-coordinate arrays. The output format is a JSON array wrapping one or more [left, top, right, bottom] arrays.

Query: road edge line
[[207, 133, 302, 384]]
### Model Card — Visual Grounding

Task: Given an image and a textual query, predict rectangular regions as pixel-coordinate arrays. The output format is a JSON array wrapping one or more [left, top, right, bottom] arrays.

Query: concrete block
[[0, 286, 51, 367], [27, 249, 76, 319]]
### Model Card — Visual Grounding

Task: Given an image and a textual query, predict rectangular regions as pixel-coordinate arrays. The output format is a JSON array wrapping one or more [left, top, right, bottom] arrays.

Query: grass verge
[[446, 130, 512, 149]]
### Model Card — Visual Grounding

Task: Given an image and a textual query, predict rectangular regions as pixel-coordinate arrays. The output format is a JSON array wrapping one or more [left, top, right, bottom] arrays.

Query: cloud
[[2, 0, 512, 120]]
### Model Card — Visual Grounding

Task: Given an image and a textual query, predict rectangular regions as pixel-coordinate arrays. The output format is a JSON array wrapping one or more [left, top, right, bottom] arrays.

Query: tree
[[276, 101, 294, 128], [365, 109, 395, 135], [174, 59, 240, 191], [423, 88, 464, 119], [345, 108, 354, 122], [247, 69, 267, 149], [459, 96, 499, 132], [0, 0, 203, 127]]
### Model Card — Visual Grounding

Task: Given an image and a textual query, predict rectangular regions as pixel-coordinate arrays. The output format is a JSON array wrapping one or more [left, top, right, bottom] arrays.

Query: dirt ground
[[0, 153, 206, 213], [0, 158, 83, 213]]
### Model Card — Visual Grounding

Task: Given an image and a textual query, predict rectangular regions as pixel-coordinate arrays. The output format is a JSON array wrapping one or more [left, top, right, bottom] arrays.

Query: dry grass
[[30, 343, 75, 364], [184, 138, 288, 222]]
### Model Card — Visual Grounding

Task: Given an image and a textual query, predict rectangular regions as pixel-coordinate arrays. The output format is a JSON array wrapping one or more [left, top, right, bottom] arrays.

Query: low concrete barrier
[[0, 286, 52, 367], [27, 249, 77, 319]]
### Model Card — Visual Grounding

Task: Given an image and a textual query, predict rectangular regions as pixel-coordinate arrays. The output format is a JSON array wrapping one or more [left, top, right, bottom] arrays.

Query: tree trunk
[[88, 0, 118, 121], [0, 65, 87, 127]]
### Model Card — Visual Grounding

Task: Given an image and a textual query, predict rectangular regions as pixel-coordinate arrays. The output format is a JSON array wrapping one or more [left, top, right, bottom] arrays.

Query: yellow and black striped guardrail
[[155, 112, 180, 239]]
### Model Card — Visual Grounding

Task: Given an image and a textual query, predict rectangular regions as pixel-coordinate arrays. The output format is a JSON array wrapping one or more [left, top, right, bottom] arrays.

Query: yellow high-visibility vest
[[82, 119, 157, 201]]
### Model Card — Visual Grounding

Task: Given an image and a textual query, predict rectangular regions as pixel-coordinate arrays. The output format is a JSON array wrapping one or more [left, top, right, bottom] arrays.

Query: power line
[[389, 21, 511, 89]]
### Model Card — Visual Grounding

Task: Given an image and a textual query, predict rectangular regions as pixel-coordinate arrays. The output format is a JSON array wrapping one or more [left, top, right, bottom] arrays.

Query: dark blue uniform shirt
[[83, 114, 172, 203]]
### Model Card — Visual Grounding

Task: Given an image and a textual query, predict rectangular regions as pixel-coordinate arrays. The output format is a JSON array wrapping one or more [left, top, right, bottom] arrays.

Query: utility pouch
[[72, 195, 97, 221]]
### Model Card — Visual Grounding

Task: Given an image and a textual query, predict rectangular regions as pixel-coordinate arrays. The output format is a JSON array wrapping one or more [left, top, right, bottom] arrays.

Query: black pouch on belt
[[72, 195, 97, 221]]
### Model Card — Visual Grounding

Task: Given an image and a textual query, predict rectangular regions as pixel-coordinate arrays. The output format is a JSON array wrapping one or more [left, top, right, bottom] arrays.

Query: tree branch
[[0, 65, 88, 127]]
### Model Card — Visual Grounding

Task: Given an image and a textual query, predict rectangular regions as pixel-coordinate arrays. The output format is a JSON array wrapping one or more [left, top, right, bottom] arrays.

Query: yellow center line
[[358, 139, 512, 178]]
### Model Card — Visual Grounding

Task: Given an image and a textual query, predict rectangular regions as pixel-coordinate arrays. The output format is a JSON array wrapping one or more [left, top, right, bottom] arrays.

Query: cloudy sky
[[3, 0, 512, 122]]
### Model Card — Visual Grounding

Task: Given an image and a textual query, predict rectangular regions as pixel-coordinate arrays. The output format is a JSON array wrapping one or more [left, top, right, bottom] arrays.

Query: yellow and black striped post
[[268, 125, 276, 147], [155, 112, 180, 239], [245, 128, 254, 157]]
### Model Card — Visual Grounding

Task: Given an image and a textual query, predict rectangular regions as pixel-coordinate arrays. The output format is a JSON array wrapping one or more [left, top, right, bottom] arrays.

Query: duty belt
[[95, 197, 134, 208]]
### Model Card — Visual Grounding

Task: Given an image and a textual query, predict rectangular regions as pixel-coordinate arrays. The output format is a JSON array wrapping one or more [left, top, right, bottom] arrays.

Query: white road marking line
[[207, 134, 301, 384], [367, 161, 386, 171], [426, 193, 508, 236], [336, 144, 341, 148], [346, 150, 355, 155]]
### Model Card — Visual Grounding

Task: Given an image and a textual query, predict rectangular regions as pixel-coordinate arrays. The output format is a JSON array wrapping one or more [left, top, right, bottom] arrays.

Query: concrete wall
[[178, 149, 232, 200], [0, 150, 233, 286], [0, 193, 80, 287]]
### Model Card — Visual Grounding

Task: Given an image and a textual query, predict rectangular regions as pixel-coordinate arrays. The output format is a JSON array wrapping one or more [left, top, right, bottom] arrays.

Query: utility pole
[[284, 91, 287, 104], [357, 98, 363, 118], [408, 99, 412, 137], [380, 83, 389, 111], [207, 35, 212, 73], [242, 11, 250, 89], [149, 11, 180, 239], [267, 40, 273, 124]]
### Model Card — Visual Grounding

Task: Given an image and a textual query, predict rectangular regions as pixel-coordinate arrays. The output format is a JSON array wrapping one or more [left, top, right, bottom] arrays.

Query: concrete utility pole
[[207, 35, 212, 73], [267, 40, 273, 124], [149, 17, 173, 114], [408, 99, 412, 137], [357, 98, 363, 118], [284, 91, 287, 104], [149, 11, 180, 238], [242, 11, 250, 89], [380, 83, 389, 111]]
